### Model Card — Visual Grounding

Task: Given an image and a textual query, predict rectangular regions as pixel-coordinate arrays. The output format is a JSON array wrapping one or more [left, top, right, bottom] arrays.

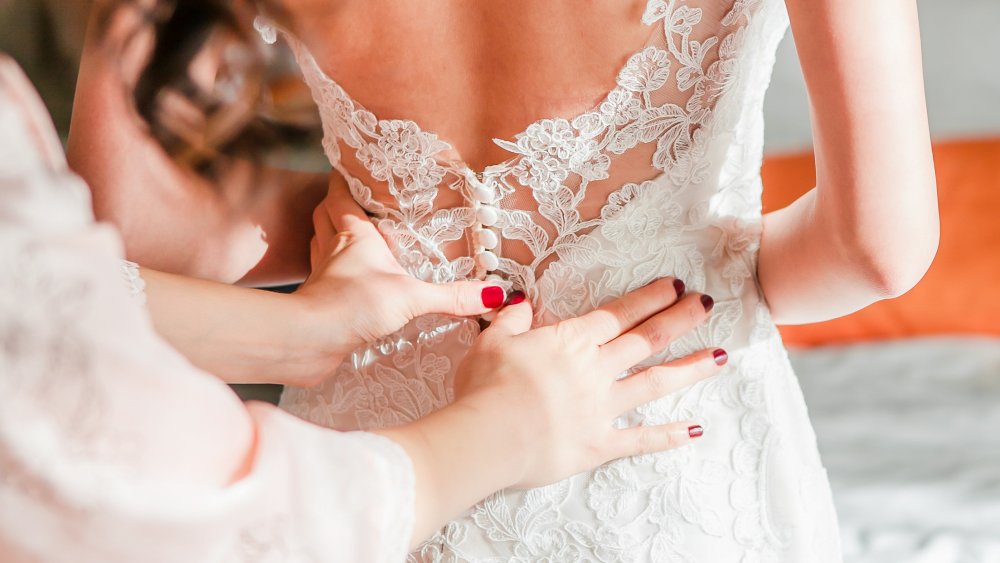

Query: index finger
[[559, 277, 685, 346]]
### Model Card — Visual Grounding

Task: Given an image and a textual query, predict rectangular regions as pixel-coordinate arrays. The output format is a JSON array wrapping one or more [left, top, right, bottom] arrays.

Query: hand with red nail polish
[[276, 185, 509, 386], [449, 278, 719, 488], [375, 277, 725, 542]]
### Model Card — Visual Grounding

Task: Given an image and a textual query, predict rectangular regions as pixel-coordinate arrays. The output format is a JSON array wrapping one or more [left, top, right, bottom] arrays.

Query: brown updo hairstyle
[[107, 0, 315, 178]]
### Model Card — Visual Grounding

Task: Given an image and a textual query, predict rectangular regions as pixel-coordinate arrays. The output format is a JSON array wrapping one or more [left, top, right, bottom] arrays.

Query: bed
[[792, 337, 1000, 563]]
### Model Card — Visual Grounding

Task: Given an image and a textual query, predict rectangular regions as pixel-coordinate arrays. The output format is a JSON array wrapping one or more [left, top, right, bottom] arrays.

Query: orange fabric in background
[[761, 138, 1000, 347]]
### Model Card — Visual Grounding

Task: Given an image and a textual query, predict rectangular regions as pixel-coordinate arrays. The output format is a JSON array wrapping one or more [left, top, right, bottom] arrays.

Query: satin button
[[472, 186, 494, 204], [477, 250, 500, 271], [476, 205, 499, 227], [477, 229, 499, 250]]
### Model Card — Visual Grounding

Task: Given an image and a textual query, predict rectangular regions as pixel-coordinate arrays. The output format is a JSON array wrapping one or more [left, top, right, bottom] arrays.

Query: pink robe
[[0, 56, 414, 563]]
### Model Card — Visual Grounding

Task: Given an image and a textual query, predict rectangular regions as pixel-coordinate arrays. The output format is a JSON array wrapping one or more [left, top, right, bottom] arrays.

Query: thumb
[[485, 300, 534, 337], [324, 174, 371, 232], [412, 280, 508, 317]]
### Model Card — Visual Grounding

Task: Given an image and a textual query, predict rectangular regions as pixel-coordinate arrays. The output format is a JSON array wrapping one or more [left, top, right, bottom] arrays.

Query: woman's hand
[[458, 279, 720, 488], [287, 177, 506, 385], [142, 175, 503, 387], [377, 278, 725, 546]]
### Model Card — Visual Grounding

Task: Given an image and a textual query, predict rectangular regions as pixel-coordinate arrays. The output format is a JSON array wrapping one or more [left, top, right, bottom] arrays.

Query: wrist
[[374, 396, 533, 543], [262, 285, 374, 384], [448, 392, 534, 488], [223, 290, 325, 386]]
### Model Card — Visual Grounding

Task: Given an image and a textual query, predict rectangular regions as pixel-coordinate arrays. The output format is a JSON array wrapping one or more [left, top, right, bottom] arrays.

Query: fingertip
[[496, 298, 533, 317], [481, 285, 506, 309], [503, 290, 526, 307], [419, 281, 502, 317], [672, 278, 686, 299], [489, 299, 534, 336], [712, 348, 728, 366]]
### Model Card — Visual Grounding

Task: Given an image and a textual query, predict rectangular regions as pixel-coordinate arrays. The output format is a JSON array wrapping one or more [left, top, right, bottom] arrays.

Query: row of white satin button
[[470, 173, 500, 272]]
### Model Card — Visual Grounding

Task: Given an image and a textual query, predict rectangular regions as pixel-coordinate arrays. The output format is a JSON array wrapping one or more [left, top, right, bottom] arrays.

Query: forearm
[[762, 0, 939, 324], [375, 396, 529, 548], [141, 268, 334, 385]]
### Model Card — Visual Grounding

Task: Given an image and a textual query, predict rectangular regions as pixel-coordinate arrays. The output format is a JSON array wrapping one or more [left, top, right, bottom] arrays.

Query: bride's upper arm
[[783, 0, 939, 294]]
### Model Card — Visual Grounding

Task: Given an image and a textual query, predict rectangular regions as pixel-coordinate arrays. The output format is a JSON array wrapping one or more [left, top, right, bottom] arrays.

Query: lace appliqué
[[120, 260, 147, 306]]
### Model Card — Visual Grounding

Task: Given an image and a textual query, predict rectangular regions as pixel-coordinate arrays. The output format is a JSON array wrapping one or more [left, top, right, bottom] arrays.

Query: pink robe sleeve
[[0, 56, 414, 563]]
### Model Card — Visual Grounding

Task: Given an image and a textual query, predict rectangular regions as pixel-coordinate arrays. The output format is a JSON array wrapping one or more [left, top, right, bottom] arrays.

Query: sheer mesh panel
[[284, 0, 767, 293]]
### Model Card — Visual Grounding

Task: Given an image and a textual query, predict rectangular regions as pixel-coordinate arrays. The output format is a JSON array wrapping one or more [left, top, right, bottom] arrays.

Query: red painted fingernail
[[700, 294, 714, 313], [481, 286, 505, 309], [688, 425, 704, 438], [713, 349, 728, 366], [504, 290, 526, 306], [673, 279, 686, 297]]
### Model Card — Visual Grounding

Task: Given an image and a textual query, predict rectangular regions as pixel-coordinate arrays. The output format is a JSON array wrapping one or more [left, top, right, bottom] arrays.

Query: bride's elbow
[[852, 225, 939, 299]]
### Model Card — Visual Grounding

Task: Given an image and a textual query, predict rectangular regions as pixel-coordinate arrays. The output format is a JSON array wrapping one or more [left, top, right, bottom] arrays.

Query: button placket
[[466, 169, 501, 279]]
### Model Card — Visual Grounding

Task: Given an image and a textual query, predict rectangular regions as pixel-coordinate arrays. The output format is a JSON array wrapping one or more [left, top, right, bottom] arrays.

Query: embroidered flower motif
[[512, 540, 584, 563], [600, 181, 682, 260], [364, 382, 391, 410], [722, 0, 763, 26], [675, 37, 717, 92], [641, 0, 670, 24], [395, 248, 436, 282], [617, 47, 671, 93], [413, 523, 467, 563], [599, 90, 641, 126], [668, 6, 703, 36], [715, 217, 761, 257], [713, 217, 762, 294], [537, 261, 586, 320], [356, 120, 449, 192], [587, 462, 640, 520], [503, 119, 602, 193]]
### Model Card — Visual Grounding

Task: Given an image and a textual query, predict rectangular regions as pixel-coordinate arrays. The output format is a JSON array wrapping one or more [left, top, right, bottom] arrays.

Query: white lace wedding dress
[[271, 0, 843, 560]]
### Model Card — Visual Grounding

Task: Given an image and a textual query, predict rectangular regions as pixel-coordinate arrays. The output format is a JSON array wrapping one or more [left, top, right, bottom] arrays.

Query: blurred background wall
[[0, 0, 92, 134], [764, 0, 1000, 152]]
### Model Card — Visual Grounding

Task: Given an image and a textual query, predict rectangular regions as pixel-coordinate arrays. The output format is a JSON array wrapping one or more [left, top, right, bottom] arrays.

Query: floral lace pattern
[[119, 260, 146, 306], [277, 0, 842, 560]]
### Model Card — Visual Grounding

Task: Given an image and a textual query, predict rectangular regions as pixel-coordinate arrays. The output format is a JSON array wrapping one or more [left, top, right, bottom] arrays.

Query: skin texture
[[758, 0, 939, 323]]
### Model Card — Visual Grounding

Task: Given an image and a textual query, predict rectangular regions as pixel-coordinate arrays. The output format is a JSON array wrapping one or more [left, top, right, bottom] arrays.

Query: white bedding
[[791, 337, 1000, 563]]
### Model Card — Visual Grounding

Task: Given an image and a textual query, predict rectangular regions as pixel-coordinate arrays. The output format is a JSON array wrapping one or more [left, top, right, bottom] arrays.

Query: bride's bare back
[[277, 0, 653, 170], [272, 0, 937, 324], [269, 0, 787, 298]]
